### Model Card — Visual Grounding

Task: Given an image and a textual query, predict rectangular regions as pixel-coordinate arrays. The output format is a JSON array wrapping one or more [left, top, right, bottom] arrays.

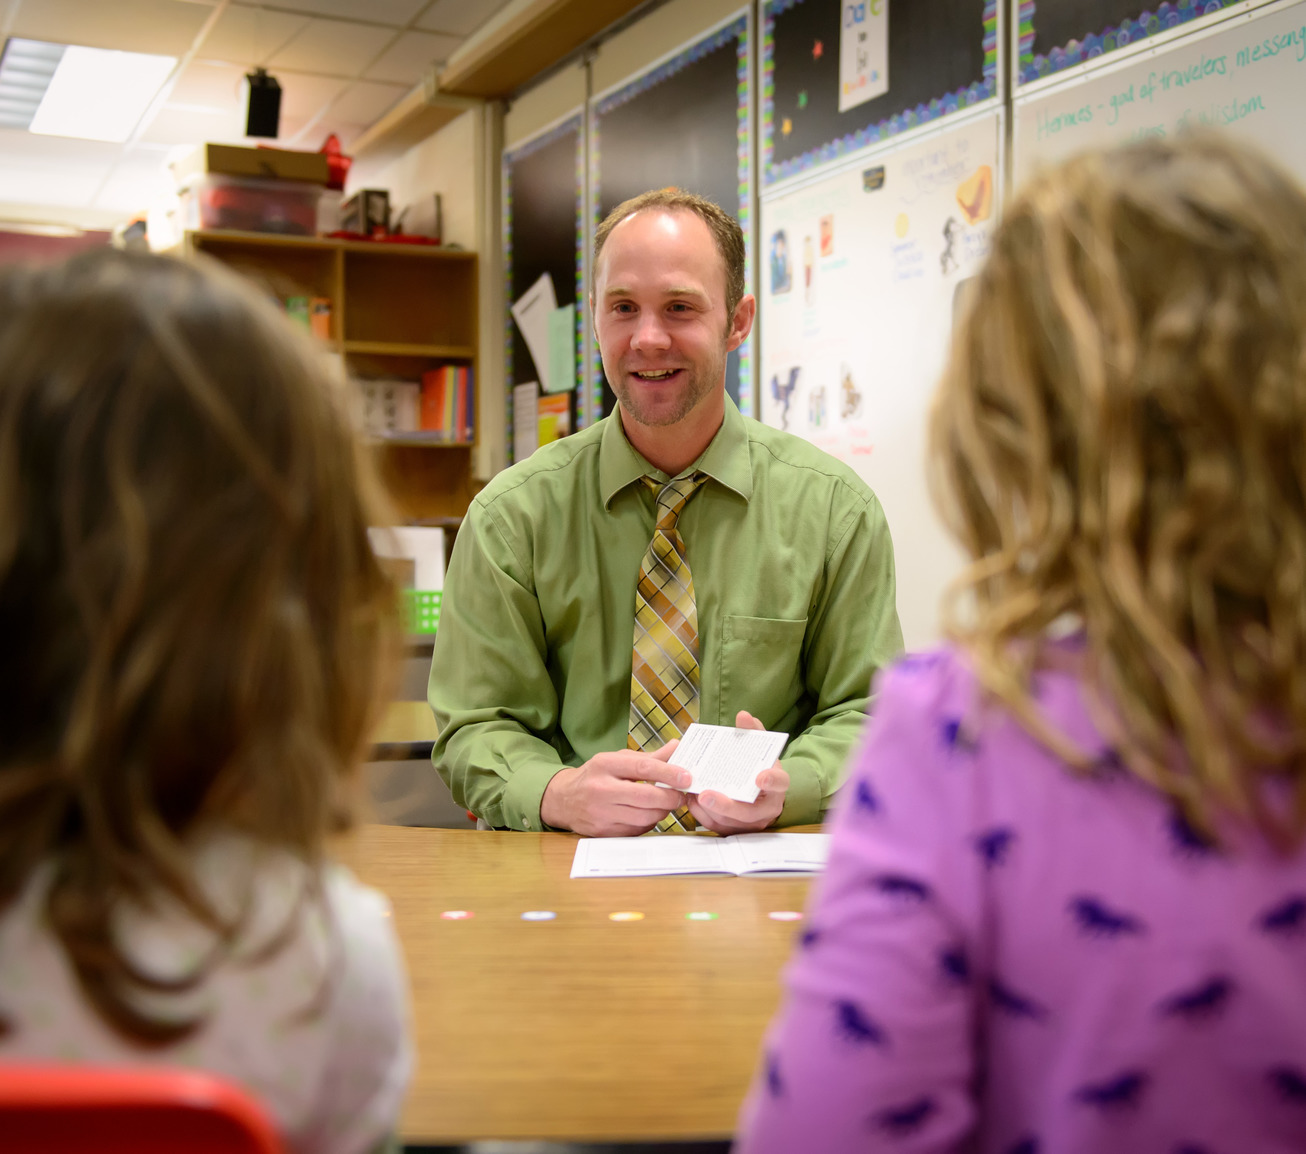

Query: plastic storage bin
[[180, 173, 322, 236]]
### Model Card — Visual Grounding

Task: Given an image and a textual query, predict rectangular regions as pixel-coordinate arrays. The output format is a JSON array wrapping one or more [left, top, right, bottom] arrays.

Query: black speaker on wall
[[243, 67, 281, 138]]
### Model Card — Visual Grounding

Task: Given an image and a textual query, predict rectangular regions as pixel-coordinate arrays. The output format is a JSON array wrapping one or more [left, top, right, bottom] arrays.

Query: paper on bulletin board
[[538, 393, 571, 445], [839, 0, 889, 113], [511, 273, 557, 392], [513, 381, 539, 461], [545, 304, 576, 394]]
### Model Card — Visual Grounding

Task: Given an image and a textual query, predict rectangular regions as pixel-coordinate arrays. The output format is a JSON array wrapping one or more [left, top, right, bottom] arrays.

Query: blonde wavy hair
[[932, 131, 1306, 844], [0, 249, 399, 1043]]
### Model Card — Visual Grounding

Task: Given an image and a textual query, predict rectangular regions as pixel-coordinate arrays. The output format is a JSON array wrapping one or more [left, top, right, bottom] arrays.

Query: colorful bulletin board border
[[501, 111, 585, 459], [589, 13, 754, 417], [761, 0, 999, 186], [1017, 1, 1243, 84]]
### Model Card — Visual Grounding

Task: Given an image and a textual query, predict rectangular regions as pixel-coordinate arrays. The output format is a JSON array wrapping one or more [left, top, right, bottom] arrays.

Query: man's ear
[[726, 293, 757, 353]]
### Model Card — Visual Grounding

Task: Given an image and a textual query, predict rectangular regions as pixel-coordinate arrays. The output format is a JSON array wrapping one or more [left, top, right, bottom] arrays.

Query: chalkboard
[[503, 113, 584, 458], [1014, 0, 1306, 185], [1017, 0, 1243, 84], [591, 14, 751, 416], [763, 0, 997, 185], [759, 110, 1001, 647]]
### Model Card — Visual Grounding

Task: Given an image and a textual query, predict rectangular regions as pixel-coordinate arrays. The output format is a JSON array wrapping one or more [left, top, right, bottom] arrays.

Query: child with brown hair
[[0, 249, 411, 1154], [737, 132, 1306, 1152]]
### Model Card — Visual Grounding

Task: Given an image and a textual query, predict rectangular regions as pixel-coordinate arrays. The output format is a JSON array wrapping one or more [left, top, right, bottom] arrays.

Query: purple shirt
[[736, 644, 1306, 1153]]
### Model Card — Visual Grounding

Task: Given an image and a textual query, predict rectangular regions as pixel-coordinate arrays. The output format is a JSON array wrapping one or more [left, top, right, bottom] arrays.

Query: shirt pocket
[[718, 614, 808, 730]]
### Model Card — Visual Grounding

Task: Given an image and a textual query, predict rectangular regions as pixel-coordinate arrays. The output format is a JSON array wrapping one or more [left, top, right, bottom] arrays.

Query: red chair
[[0, 1065, 284, 1154]]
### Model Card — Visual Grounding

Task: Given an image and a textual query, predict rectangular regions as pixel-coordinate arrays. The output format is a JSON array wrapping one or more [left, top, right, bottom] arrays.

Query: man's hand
[[687, 710, 789, 833], [540, 741, 691, 836]]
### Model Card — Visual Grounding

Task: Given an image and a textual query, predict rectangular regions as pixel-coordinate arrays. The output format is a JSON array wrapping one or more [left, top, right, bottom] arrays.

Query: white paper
[[510, 272, 558, 393], [839, 0, 889, 113], [570, 832, 830, 879], [513, 381, 540, 461], [667, 723, 787, 804], [367, 526, 444, 591]]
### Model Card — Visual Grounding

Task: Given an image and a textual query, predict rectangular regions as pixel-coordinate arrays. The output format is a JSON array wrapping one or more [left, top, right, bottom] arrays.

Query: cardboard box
[[341, 189, 390, 236], [172, 143, 329, 188]]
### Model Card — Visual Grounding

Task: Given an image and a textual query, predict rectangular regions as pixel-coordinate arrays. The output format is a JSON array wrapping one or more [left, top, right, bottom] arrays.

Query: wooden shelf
[[345, 340, 475, 358], [182, 229, 480, 524]]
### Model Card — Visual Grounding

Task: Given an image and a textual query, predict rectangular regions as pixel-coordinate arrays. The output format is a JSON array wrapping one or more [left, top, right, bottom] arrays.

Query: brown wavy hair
[[932, 131, 1306, 844], [0, 249, 399, 1043]]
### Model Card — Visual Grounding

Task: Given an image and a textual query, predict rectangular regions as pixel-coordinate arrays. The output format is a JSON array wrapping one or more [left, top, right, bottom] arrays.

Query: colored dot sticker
[[686, 911, 719, 921], [521, 910, 556, 921], [440, 910, 474, 920], [609, 911, 645, 922], [769, 911, 804, 922]]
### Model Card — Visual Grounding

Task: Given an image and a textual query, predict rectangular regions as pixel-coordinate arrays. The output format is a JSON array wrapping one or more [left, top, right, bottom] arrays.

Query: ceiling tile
[[93, 148, 174, 213], [273, 71, 348, 118], [249, 0, 427, 28], [416, 0, 512, 38], [0, 127, 118, 206], [267, 18, 393, 76], [167, 59, 247, 108], [195, 5, 310, 67], [6, 0, 214, 57], [363, 29, 459, 84], [325, 80, 406, 126], [139, 102, 243, 149]]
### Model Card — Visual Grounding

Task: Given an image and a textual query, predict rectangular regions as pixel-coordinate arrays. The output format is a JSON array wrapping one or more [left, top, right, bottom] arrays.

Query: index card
[[667, 723, 788, 804]]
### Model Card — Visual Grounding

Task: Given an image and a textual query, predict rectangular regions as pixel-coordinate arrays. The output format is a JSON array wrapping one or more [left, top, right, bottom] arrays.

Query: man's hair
[[931, 129, 1306, 845], [594, 188, 747, 319], [0, 249, 399, 1044]]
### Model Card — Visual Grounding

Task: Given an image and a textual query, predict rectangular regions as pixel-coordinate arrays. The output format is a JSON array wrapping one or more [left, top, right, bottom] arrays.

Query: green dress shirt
[[428, 396, 903, 831]]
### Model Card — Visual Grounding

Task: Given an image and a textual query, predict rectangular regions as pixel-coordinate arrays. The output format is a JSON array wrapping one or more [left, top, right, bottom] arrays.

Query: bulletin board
[[1013, 0, 1306, 186], [1016, 0, 1245, 84], [502, 111, 585, 460], [590, 11, 752, 416], [759, 109, 1002, 648], [762, 0, 999, 186]]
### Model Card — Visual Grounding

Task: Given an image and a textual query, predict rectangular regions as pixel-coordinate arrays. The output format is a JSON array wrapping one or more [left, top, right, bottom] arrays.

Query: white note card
[[667, 723, 787, 804]]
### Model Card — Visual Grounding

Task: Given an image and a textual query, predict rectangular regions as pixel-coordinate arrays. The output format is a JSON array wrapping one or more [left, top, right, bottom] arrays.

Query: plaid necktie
[[628, 472, 708, 833]]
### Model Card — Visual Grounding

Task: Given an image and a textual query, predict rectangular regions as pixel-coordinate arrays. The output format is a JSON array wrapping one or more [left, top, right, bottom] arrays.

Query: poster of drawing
[[839, 0, 889, 113], [759, 109, 999, 646]]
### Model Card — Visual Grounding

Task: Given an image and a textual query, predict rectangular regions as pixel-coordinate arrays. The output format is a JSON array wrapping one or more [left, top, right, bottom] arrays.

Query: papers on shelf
[[667, 723, 788, 803], [571, 832, 830, 879]]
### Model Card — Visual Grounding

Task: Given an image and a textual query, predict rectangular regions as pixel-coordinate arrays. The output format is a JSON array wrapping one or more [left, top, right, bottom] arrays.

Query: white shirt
[[0, 834, 412, 1154]]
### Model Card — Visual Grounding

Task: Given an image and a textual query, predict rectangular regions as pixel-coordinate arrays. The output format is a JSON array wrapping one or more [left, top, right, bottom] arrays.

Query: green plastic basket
[[404, 590, 442, 634]]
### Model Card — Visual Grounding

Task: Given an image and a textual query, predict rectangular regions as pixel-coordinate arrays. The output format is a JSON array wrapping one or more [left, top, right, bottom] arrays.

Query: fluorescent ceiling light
[[29, 45, 176, 143], [0, 39, 65, 130]]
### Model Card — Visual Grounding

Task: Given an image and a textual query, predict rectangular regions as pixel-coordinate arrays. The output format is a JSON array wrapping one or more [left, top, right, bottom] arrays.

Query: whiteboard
[[758, 111, 1002, 649], [1014, 0, 1306, 184]]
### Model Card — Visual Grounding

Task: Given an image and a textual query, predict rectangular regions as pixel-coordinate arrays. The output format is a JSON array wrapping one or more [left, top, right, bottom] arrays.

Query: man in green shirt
[[429, 189, 902, 835]]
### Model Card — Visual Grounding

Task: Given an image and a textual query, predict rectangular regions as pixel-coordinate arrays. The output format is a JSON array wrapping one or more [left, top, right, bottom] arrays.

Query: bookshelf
[[180, 229, 479, 522]]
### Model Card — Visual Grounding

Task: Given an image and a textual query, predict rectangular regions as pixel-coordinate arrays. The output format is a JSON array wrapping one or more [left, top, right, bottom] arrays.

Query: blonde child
[[737, 132, 1306, 1152], [0, 250, 411, 1154]]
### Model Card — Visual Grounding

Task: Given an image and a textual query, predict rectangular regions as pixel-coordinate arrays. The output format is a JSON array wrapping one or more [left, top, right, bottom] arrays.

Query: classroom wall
[[504, 62, 587, 151], [370, 111, 480, 249]]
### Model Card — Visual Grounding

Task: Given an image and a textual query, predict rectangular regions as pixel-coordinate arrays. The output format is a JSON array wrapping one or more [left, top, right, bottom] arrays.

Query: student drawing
[[809, 384, 827, 428], [0, 250, 412, 1154], [803, 234, 815, 305], [839, 364, 861, 420], [771, 365, 801, 430], [939, 215, 962, 276], [770, 229, 792, 295], [737, 132, 1306, 1152]]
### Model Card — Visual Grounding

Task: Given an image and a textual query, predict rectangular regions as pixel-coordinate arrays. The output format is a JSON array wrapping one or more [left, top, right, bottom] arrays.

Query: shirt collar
[[599, 394, 754, 509]]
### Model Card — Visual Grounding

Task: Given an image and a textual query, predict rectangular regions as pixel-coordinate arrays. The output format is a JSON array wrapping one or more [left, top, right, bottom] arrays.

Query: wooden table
[[339, 824, 817, 1145]]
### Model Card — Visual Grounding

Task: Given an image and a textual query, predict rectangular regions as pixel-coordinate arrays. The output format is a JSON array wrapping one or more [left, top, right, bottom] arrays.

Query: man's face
[[593, 209, 747, 431]]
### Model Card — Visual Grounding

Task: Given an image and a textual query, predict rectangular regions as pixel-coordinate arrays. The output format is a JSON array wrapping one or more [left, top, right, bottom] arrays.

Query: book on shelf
[[359, 378, 420, 437], [420, 364, 474, 443]]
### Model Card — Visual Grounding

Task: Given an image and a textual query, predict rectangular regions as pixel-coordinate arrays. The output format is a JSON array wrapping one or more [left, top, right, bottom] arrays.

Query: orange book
[[420, 368, 445, 432]]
